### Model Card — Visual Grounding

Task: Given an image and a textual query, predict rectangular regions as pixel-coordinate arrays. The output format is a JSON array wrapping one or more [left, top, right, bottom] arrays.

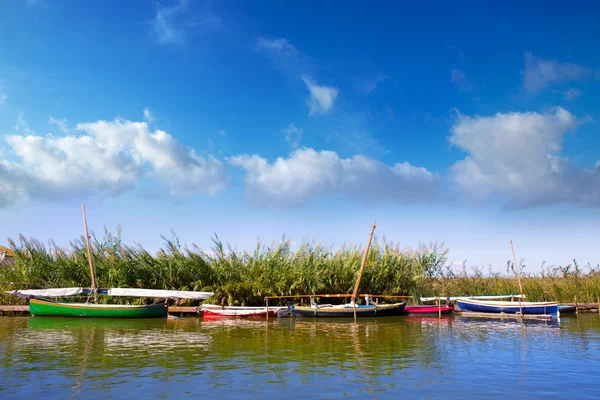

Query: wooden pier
[[0, 305, 199, 316]]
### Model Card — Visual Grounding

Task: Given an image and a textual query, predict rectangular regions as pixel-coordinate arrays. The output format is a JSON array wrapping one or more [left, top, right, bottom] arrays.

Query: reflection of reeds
[[1, 230, 599, 305]]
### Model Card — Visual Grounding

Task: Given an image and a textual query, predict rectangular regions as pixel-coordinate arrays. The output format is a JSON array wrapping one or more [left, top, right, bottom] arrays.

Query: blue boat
[[456, 298, 559, 316]]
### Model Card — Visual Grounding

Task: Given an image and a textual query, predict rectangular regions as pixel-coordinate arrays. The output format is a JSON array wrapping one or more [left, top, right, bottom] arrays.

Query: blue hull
[[457, 300, 559, 316]]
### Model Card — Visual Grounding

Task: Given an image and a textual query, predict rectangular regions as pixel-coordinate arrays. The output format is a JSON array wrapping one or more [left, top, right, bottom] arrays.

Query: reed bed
[[1, 229, 599, 306]]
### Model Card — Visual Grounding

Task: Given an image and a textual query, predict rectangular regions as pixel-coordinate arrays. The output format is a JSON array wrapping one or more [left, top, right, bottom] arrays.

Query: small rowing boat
[[290, 302, 407, 318], [404, 304, 454, 315], [198, 304, 286, 318], [558, 305, 577, 314], [456, 298, 559, 316]]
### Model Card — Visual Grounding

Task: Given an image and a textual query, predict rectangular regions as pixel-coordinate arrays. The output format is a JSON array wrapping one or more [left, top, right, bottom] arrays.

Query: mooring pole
[[82, 204, 98, 304], [510, 241, 524, 317]]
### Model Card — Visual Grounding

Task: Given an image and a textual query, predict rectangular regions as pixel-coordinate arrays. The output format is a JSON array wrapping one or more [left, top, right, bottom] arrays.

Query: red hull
[[199, 309, 280, 319], [404, 305, 454, 315]]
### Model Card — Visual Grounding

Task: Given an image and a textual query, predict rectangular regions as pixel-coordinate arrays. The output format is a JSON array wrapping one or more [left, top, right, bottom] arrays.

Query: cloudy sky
[[1, 1, 599, 272]]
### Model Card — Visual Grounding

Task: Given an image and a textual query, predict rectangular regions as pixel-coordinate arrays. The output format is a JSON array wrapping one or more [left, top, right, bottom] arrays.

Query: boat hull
[[456, 299, 559, 316], [404, 305, 454, 315], [291, 302, 406, 318], [29, 299, 168, 318], [198, 305, 284, 318]]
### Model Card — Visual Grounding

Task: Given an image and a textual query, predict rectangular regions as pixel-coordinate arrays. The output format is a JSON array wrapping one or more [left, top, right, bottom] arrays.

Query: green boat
[[29, 298, 168, 318]]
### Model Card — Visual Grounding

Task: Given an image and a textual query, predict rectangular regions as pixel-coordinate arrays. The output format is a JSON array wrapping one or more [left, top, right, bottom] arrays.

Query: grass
[[1, 228, 599, 306]]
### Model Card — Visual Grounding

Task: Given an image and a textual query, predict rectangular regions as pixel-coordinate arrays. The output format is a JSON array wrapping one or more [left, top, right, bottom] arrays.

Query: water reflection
[[0, 315, 599, 399]]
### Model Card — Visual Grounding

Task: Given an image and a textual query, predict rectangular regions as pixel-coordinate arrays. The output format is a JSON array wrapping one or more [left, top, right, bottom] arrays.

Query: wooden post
[[575, 296, 578, 314], [82, 204, 98, 304], [266, 297, 269, 320], [351, 223, 377, 306], [438, 297, 441, 319], [597, 297, 599, 314], [510, 241, 523, 317]]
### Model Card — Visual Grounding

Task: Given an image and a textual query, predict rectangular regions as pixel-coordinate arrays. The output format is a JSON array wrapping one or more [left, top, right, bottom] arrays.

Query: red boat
[[197, 304, 285, 319], [404, 304, 454, 315]]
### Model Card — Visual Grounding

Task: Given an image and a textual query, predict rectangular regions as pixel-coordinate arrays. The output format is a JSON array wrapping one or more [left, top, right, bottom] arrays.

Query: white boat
[[198, 304, 286, 318]]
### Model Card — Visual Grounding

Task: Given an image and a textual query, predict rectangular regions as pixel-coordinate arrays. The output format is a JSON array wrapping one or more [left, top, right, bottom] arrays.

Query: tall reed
[[1, 229, 598, 305]]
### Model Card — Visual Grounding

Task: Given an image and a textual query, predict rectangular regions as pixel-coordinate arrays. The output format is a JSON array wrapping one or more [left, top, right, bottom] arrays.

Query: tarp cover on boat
[[107, 288, 213, 300], [420, 294, 526, 302], [5, 287, 82, 299]]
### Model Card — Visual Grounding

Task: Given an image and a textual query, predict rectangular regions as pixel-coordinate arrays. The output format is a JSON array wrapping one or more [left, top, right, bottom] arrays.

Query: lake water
[[1, 314, 599, 399]]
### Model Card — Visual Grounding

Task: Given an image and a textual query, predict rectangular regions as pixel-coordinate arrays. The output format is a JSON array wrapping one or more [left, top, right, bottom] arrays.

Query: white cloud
[[0, 90, 6, 104], [302, 75, 339, 116], [354, 73, 389, 94], [523, 52, 592, 93], [217, 129, 226, 136], [15, 112, 33, 134], [152, 0, 223, 45], [0, 114, 229, 207], [449, 107, 599, 208], [451, 68, 473, 92], [281, 123, 302, 149], [143, 107, 153, 123], [48, 116, 70, 133], [153, 1, 187, 45], [255, 37, 306, 80], [229, 148, 439, 207], [563, 88, 582, 101], [256, 37, 299, 59]]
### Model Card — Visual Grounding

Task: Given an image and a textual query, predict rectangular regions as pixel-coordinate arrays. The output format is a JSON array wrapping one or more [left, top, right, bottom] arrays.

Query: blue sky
[[1, 1, 599, 273]]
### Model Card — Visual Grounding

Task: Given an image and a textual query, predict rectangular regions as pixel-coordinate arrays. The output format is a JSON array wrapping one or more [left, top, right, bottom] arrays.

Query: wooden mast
[[82, 203, 98, 304], [510, 240, 523, 316], [351, 223, 377, 306]]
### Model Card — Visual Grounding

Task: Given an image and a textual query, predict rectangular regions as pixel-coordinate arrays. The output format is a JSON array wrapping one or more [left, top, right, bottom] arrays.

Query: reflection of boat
[[291, 302, 406, 317], [404, 305, 454, 315], [456, 299, 559, 316], [198, 304, 285, 318], [30, 299, 168, 318]]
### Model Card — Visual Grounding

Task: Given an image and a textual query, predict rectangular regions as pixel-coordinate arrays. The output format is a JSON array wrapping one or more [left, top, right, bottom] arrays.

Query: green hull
[[29, 299, 168, 318]]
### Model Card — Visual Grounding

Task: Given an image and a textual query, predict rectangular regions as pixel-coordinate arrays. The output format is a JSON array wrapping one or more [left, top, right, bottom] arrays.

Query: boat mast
[[510, 240, 523, 316], [351, 223, 376, 306], [82, 203, 98, 304]]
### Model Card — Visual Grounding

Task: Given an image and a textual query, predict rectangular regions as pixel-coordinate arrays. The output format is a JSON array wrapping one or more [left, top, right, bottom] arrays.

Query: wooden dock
[[0, 305, 199, 316]]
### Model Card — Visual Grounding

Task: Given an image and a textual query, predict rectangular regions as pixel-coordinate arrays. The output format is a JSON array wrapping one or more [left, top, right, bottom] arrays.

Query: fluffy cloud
[[450, 107, 599, 208], [302, 75, 339, 115], [229, 148, 439, 207], [0, 116, 228, 207], [0, 90, 6, 104], [523, 52, 592, 93]]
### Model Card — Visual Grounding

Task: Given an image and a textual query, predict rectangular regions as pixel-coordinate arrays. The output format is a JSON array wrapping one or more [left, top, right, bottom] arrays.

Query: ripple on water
[[1, 315, 600, 399]]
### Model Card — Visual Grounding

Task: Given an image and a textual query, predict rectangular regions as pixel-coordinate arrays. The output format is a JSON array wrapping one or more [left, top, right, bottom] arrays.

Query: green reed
[[1, 228, 599, 306]]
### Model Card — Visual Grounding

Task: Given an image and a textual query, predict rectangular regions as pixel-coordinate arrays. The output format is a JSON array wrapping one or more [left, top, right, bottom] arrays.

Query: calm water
[[1, 314, 599, 399]]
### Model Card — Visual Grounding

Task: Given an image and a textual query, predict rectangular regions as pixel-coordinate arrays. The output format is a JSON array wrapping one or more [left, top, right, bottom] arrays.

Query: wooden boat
[[404, 304, 454, 315], [456, 298, 559, 316], [272, 224, 410, 319], [290, 302, 406, 318], [198, 304, 285, 318], [558, 305, 577, 314], [29, 298, 168, 318]]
